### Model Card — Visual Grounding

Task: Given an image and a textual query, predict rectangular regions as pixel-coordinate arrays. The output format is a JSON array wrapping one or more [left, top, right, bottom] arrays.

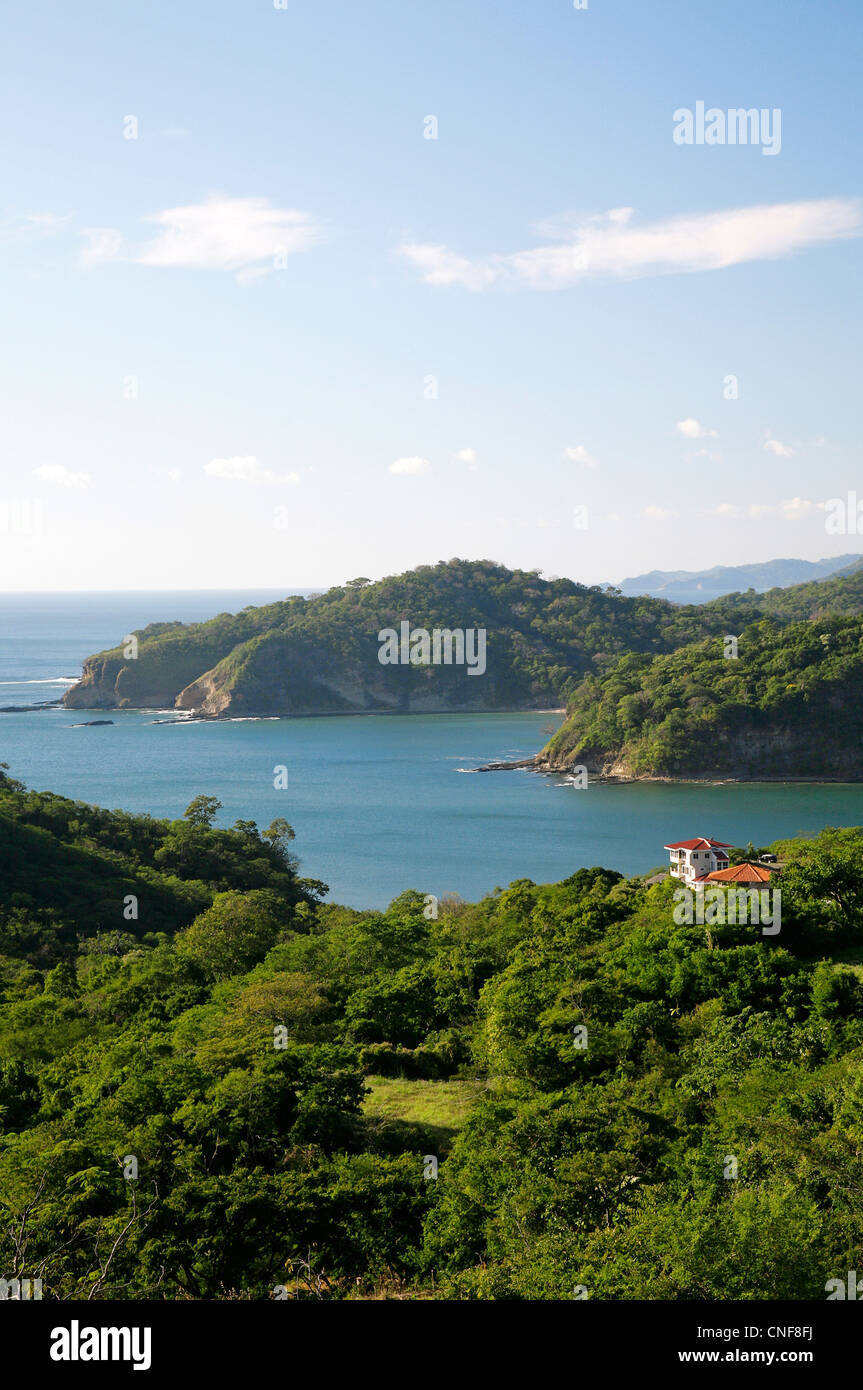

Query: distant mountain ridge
[[616, 554, 863, 604]]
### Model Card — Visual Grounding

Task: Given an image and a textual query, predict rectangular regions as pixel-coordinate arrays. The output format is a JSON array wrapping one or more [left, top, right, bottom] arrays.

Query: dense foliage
[[2, 767, 862, 1299], [704, 564, 863, 624], [64, 559, 739, 715], [541, 614, 863, 778]]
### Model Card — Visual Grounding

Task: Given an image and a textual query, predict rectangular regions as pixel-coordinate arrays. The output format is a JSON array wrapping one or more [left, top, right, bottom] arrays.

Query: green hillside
[[2, 766, 863, 1298], [62, 559, 735, 716], [539, 614, 863, 779], [705, 561, 863, 623]]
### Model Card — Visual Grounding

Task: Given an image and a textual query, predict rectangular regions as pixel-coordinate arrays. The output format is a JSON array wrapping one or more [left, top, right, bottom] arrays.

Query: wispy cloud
[[399, 198, 863, 290], [764, 438, 794, 457], [82, 195, 323, 281], [204, 456, 299, 484], [389, 456, 430, 475], [712, 497, 819, 520], [1, 212, 74, 244], [32, 465, 91, 489], [644, 504, 674, 520], [565, 445, 599, 468]]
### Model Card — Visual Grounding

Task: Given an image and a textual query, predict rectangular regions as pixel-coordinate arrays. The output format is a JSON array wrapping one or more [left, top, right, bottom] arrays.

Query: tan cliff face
[[64, 658, 201, 710], [63, 657, 129, 709], [174, 658, 529, 718], [65, 644, 546, 718]]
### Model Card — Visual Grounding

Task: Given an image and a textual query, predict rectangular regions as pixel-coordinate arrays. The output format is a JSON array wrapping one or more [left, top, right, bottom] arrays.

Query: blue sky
[[1, 0, 861, 590]]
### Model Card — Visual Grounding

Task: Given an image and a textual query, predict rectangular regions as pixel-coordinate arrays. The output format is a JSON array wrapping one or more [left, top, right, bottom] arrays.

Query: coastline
[[57, 703, 568, 723], [476, 757, 863, 786]]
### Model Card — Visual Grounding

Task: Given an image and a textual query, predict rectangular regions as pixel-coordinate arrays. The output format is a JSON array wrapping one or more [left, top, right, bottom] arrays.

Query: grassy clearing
[[362, 1076, 492, 1149]]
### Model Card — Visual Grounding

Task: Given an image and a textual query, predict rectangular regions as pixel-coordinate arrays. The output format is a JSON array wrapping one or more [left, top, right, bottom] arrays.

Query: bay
[[2, 591, 862, 908]]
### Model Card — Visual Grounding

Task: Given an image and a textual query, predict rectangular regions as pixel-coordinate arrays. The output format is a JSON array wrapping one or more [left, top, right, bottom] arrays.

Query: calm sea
[[2, 591, 862, 908]]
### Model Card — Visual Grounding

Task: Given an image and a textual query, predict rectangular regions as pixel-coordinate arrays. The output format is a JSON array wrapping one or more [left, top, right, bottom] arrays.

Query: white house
[[664, 837, 732, 887]]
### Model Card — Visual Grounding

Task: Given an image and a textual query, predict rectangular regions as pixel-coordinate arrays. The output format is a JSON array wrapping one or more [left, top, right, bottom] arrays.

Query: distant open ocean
[[2, 590, 863, 908]]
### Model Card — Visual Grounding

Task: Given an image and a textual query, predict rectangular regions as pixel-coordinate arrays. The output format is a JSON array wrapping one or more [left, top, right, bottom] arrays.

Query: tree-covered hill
[[62, 559, 736, 717], [2, 769, 863, 1299], [704, 561, 863, 623], [61, 558, 863, 734], [539, 614, 863, 779], [0, 766, 324, 962]]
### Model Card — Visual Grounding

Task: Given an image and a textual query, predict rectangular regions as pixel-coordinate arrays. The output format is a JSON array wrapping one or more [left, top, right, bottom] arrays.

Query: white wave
[[0, 676, 78, 685]]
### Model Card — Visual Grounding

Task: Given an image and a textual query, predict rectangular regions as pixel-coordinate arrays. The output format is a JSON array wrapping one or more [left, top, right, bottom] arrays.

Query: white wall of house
[[668, 845, 729, 885]]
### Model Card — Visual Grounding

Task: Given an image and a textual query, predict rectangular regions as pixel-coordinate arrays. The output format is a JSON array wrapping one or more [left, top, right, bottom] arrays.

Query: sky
[[1, 0, 861, 591]]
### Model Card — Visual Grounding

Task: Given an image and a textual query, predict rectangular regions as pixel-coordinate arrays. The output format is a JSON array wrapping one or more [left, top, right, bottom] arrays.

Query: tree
[[811, 962, 863, 1020], [263, 817, 295, 848], [174, 890, 288, 980], [0, 763, 25, 793], [183, 796, 223, 829]]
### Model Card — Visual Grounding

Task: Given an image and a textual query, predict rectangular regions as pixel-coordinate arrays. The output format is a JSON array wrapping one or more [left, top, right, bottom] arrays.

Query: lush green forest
[[703, 563, 863, 623], [2, 764, 863, 1299], [63, 559, 744, 717], [61, 560, 863, 774], [540, 613, 863, 779]]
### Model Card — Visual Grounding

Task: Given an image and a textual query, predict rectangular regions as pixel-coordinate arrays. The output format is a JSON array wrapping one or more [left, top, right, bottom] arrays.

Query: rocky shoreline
[[474, 756, 863, 785]]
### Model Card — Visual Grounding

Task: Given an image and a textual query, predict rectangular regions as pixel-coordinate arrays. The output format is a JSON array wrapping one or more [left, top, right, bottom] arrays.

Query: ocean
[[2, 590, 863, 908]]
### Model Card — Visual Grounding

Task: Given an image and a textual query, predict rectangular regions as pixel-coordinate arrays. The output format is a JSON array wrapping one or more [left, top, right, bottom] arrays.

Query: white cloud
[[203, 456, 299, 484], [564, 445, 599, 468], [644, 505, 673, 520], [455, 447, 478, 469], [676, 418, 717, 439], [764, 438, 794, 457], [399, 197, 863, 290], [397, 244, 498, 291], [711, 496, 818, 520], [82, 195, 323, 280], [767, 497, 817, 520], [32, 465, 91, 489], [389, 456, 430, 475]]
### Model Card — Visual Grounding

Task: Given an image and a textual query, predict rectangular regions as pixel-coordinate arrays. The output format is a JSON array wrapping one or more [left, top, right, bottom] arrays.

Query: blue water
[[2, 592, 863, 908]]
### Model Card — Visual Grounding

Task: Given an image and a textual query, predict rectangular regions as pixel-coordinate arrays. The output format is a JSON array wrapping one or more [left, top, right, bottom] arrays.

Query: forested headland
[[59, 558, 863, 782]]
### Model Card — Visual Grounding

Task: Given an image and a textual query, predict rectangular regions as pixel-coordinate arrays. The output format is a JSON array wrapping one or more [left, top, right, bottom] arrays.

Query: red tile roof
[[664, 838, 732, 851], [705, 862, 773, 884]]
